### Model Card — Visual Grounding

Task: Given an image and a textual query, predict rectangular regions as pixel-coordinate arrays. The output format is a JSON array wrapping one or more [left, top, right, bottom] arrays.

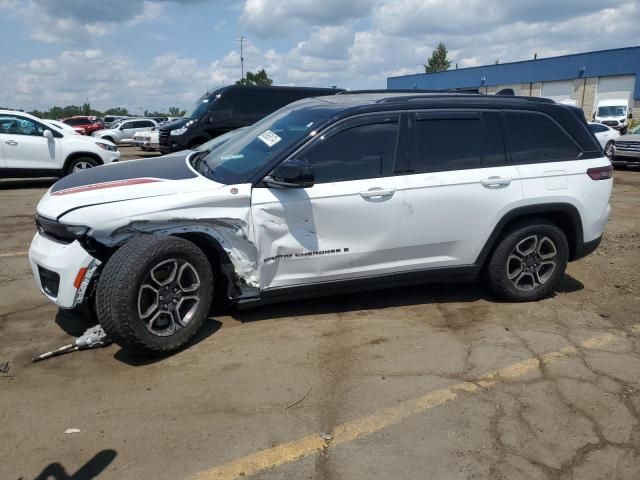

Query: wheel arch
[[63, 151, 104, 173], [87, 220, 259, 301], [476, 203, 584, 267]]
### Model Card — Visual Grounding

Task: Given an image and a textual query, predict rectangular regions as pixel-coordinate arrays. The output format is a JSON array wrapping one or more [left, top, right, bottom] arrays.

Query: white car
[[28, 93, 612, 355], [133, 128, 160, 151], [92, 118, 159, 145], [588, 122, 619, 158], [0, 109, 120, 177]]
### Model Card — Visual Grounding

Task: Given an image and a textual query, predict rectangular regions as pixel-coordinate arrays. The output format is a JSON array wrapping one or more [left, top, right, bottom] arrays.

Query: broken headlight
[[36, 214, 90, 244]]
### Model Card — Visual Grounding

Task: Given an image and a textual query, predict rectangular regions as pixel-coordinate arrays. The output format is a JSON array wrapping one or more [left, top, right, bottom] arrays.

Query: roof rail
[[336, 88, 475, 95], [377, 92, 485, 103]]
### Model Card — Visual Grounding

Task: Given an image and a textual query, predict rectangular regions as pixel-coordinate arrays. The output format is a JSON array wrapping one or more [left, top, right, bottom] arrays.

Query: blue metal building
[[387, 47, 640, 118]]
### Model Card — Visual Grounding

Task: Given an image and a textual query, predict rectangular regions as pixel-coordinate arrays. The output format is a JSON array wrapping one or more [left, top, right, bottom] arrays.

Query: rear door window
[[412, 113, 482, 173], [504, 111, 581, 163]]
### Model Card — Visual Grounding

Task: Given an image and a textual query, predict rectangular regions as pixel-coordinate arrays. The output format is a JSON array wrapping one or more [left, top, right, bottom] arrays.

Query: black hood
[[159, 117, 191, 131], [51, 151, 197, 194]]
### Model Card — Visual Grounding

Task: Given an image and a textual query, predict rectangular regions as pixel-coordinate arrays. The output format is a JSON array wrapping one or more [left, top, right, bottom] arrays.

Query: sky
[[0, 0, 638, 113]]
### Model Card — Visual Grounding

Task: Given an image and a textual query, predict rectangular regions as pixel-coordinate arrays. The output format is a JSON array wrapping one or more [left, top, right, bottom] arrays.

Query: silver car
[[92, 118, 159, 145]]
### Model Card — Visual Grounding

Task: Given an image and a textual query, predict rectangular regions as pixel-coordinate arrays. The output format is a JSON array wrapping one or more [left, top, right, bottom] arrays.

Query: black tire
[[604, 140, 615, 159], [96, 235, 214, 355], [484, 219, 569, 302], [65, 156, 99, 175], [103, 136, 115, 143], [187, 139, 204, 149]]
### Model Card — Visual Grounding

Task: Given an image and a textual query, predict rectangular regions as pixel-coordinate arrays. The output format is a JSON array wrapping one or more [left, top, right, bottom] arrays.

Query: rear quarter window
[[504, 111, 581, 164]]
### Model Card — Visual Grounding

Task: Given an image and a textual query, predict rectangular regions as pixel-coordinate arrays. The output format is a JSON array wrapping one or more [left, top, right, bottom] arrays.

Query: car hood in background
[[618, 134, 640, 142], [37, 152, 218, 220], [159, 117, 190, 131]]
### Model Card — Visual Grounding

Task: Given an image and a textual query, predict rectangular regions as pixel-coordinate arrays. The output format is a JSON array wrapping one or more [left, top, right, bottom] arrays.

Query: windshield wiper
[[190, 150, 216, 178]]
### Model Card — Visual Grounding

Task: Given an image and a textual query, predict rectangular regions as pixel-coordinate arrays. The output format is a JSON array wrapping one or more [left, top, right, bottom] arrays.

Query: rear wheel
[[66, 156, 99, 175], [485, 220, 569, 302], [96, 235, 214, 355]]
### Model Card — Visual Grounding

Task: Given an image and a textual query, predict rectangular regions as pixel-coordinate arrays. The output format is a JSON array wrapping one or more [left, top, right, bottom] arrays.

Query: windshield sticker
[[220, 153, 244, 160], [258, 130, 282, 147]]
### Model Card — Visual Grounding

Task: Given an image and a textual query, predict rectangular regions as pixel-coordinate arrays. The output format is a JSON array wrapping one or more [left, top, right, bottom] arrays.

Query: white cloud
[[1, 0, 639, 112], [240, 0, 372, 37]]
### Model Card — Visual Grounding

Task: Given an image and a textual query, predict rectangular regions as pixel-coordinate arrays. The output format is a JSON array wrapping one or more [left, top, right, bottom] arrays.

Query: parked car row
[[3, 85, 637, 180]]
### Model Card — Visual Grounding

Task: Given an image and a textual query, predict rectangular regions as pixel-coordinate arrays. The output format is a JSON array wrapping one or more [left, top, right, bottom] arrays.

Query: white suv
[[28, 93, 612, 355], [92, 118, 159, 145], [0, 110, 120, 177]]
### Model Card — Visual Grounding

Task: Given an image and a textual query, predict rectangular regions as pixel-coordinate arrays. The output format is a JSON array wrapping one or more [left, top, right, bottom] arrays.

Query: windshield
[[197, 100, 337, 184], [195, 128, 248, 152], [184, 95, 215, 119], [597, 106, 627, 117]]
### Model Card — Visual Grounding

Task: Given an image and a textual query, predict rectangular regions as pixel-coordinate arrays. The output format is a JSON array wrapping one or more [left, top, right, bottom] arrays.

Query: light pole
[[238, 36, 246, 82]]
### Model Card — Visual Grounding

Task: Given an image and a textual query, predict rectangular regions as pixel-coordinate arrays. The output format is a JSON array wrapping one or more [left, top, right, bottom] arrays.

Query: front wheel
[[96, 235, 214, 355], [66, 156, 99, 175], [604, 140, 615, 159], [484, 220, 569, 302]]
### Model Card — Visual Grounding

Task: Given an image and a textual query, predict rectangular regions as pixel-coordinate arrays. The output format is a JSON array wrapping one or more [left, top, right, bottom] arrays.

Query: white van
[[594, 98, 633, 134]]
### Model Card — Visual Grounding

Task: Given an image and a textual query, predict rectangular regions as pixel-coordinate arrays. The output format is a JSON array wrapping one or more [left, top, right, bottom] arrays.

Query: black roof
[[208, 84, 344, 96], [316, 91, 556, 108], [292, 91, 572, 121]]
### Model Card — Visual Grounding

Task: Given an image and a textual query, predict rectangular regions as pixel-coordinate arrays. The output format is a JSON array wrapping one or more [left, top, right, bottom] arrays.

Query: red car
[[61, 116, 104, 135]]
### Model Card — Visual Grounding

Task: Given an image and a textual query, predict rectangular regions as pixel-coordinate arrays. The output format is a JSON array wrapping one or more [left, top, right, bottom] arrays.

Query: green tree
[[168, 106, 186, 117], [236, 69, 273, 86], [424, 42, 451, 73], [104, 107, 129, 116]]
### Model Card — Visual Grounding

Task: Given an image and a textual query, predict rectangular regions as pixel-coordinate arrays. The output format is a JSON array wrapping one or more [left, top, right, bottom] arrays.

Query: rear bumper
[[28, 233, 100, 308], [573, 235, 603, 261]]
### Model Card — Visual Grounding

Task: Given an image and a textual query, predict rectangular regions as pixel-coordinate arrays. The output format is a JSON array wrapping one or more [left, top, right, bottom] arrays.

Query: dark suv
[[158, 85, 342, 153]]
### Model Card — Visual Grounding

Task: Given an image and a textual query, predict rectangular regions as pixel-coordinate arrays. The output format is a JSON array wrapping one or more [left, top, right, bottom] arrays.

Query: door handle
[[480, 176, 511, 187], [359, 187, 395, 200], [5, 140, 18, 146]]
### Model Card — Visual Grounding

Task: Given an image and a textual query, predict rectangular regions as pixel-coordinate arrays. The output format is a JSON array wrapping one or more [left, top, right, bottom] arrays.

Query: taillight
[[587, 165, 613, 180]]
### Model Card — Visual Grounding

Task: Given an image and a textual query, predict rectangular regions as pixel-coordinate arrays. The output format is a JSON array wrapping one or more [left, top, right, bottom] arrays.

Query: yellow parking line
[[0, 251, 28, 258], [191, 324, 638, 480]]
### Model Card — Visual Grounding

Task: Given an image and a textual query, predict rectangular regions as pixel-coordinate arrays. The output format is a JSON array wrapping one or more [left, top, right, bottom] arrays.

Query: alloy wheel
[[604, 141, 615, 158], [506, 235, 558, 291], [72, 161, 94, 172], [137, 258, 201, 336]]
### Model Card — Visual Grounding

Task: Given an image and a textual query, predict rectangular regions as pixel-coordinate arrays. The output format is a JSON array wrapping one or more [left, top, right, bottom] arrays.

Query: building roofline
[[388, 45, 640, 80]]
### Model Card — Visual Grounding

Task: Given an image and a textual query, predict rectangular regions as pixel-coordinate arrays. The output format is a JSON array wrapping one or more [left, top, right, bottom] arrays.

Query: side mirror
[[264, 158, 315, 189], [43, 130, 53, 140], [628, 112, 633, 119]]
